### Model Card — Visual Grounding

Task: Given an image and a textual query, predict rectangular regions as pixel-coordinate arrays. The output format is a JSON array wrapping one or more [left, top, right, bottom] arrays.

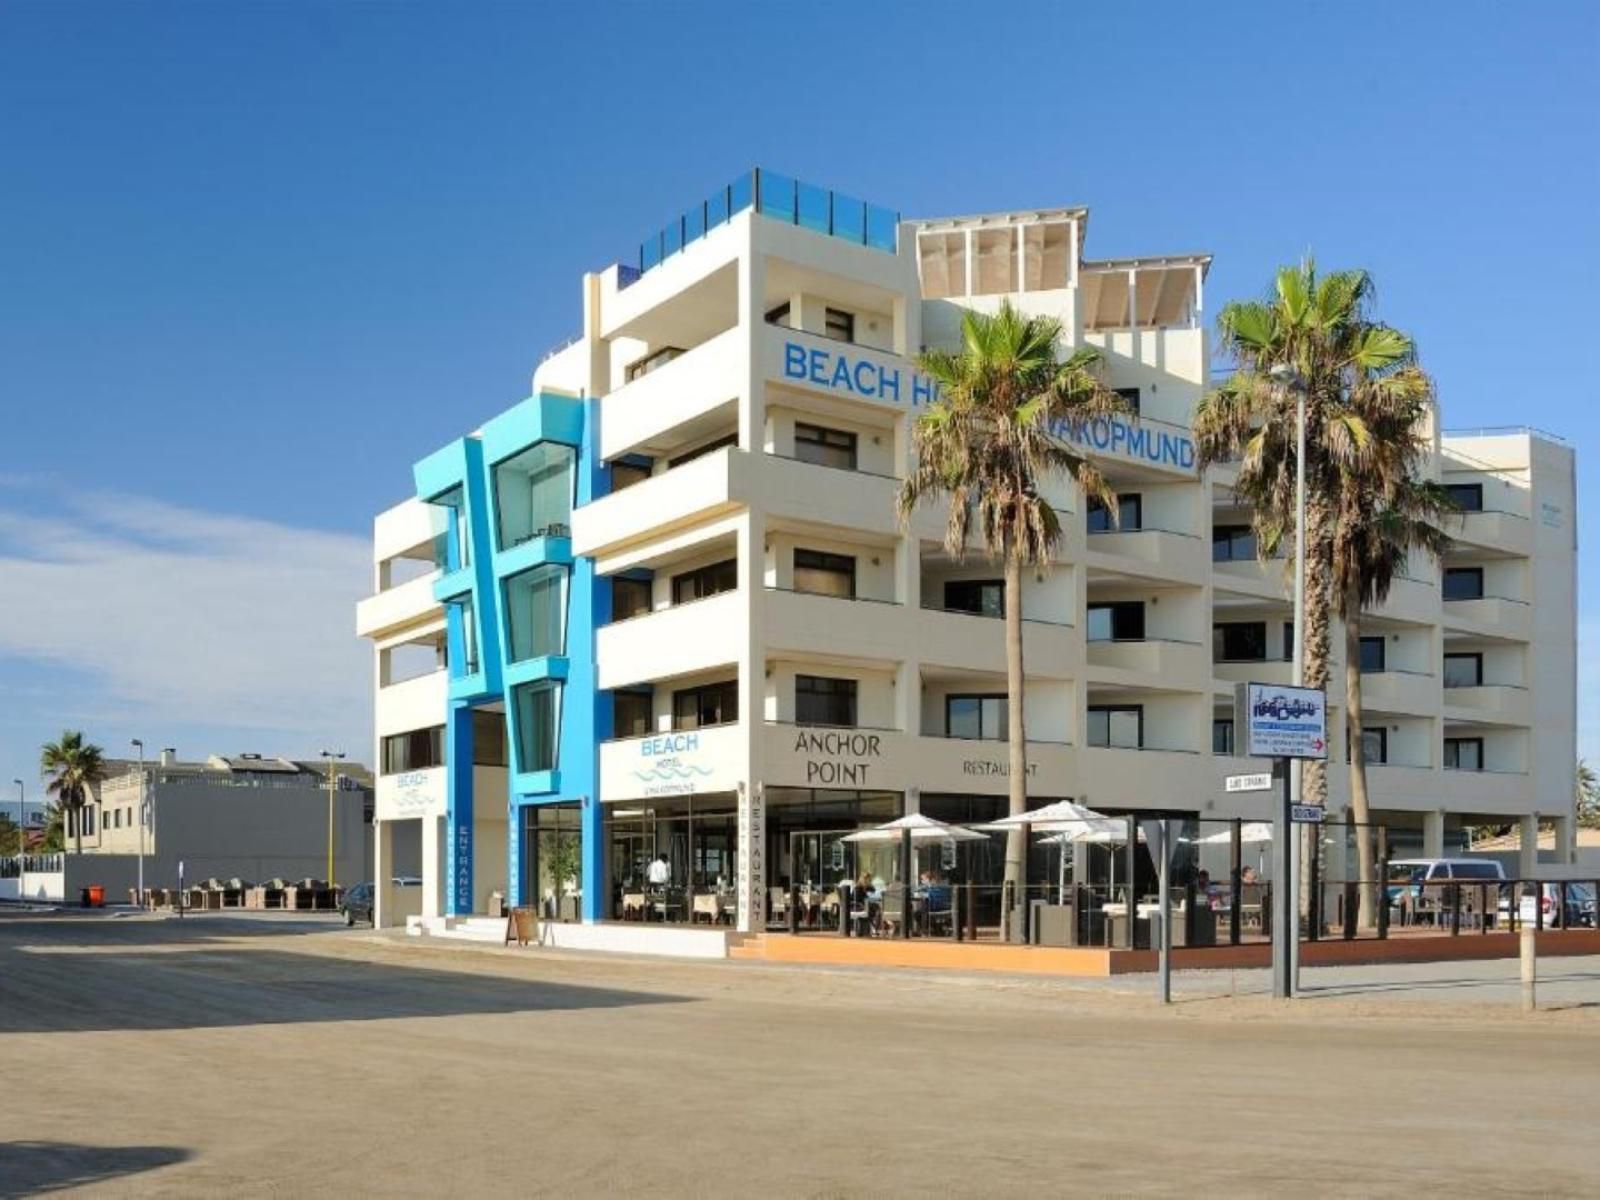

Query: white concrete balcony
[[1367, 575, 1438, 625], [1213, 659, 1294, 689], [1078, 746, 1276, 815], [376, 670, 448, 738], [1211, 555, 1290, 603], [762, 588, 908, 663], [1441, 595, 1532, 641], [1443, 684, 1533, 727], [1085, 528, 1207, 580], [356, 573, 441, 640], [573, 447, 750, 559], [599, 722, 747, 802], [1447, 510, 1533, 556], [1360, 670, 1439, 716], [756, 453, 907, 540], [1086, 637, 1208, 685], [599, 327, 743, 461], [1439, 766, 1535, 813], [1363, 764, 1442, 810], [597, 591, 743, 689], [915, 606, 1078, 677]]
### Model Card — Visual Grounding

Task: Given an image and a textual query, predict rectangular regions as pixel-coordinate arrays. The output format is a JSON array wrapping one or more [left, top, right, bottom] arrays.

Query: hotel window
[[1282, 622, 1295, 662], [1359, 727, 1388, 765], [84, 807, 95, 836], [946, 694, 1007, 741], [1445, 483, 1484, 512], [612, 576, 653, 621], [623, 345, 684, 383], [764, 301, 792, 328], [513, 682, 562, 773], [1213, 621, 1267, 662], [793, 549, 856, 598], [493, 441, 575, 548], [503, 564, 567, 662], [943, 578, 1003, 617], [1443, 567, 1484, 601], [381, 726, 445, 775], [1088, 705, 1143, 749], [673, 680, 738, 730], [1114, 387, 1141, 416], [1087, 493, 1142, 533], [794, 422, 857, 471], [472, 709, 509, 768], [1443, 652, 1483, 688], [611, 460, 652, 491], [824, 307, 854, 343], [668, 432, 738, 469], [112, 808, 120, 829], [1212, 525, 1256, 562], [672, 558, 736, 605], [1213, 719, 1235, 755], [1359, 636, 1387, 672], [613, 691, 653, 739], [451, 595, 480, 676], [796, 675, 857, 727], [1444, 737, 1484, 770], [431, 485, 468, 570], [1086, 601, 1145, 642]]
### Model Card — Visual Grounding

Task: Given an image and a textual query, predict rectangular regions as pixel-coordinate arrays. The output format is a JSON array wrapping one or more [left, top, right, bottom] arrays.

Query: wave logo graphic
[[633, 763, 715, 784]]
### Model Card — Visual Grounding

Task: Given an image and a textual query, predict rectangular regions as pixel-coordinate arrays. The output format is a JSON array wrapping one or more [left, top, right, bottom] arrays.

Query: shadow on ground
[[0, 1141, 189, 1197], [0, 918, 691, 1034]]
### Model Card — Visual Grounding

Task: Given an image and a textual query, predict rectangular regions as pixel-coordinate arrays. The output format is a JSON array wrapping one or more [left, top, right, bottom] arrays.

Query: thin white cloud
[[0, 487, 371, 760], [1579, 615, 1600, 765]]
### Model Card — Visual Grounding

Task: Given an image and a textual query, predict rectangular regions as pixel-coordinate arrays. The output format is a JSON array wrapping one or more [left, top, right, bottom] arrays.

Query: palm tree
[[1578, 758, 1600, 829], [898, 301, 1128, 906], [40, 731, 107, 854]]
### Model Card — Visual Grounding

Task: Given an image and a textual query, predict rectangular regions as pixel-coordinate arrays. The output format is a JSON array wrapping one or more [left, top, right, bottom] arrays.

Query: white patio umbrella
[[1035, 819, 1136, 902], [1189, 821, 1274, 846], [840, 812, 987, 844], [984, 799, 1110, 830]]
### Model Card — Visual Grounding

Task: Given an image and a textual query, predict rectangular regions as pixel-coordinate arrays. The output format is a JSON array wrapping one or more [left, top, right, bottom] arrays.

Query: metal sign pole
[[1273, 760, 1291, 999], [1157, 817, 1172, 1005]]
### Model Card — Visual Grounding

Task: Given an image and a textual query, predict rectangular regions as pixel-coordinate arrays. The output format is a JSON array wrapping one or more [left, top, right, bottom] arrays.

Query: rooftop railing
[[628, 168, 899, 283]]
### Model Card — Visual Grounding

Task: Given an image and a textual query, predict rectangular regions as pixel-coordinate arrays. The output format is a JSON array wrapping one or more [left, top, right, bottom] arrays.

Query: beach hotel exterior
[[356, 168, 1578, 952]]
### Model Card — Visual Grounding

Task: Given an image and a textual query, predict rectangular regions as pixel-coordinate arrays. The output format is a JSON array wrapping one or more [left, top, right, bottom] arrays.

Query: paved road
[[1, 913, 1595, 1197]]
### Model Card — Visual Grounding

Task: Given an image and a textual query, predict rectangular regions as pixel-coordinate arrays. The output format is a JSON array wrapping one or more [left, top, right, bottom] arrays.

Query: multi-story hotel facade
[[356, 169, 1578, 942]]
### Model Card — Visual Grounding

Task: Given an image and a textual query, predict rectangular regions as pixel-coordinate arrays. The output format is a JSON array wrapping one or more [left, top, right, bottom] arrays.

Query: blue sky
[[1, 1, 1596, 785]]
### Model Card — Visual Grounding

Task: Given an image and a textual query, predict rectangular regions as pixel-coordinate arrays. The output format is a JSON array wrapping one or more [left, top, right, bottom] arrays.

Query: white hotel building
[[357, 169, 1578, 941]]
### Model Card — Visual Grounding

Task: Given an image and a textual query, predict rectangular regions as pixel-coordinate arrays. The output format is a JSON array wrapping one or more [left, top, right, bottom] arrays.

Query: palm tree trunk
[[1003, 550, 1027, 911], [1298, 499, 1334, 929], [71, 799, 83, 855], [1344, 576, 1377, 928]]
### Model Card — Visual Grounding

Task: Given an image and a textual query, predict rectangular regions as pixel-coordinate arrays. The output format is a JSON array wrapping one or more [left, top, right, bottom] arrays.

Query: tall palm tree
[[40, 731, 107, 854], [1578, 758, 1600, 829], [899, 301, 1127, 904]]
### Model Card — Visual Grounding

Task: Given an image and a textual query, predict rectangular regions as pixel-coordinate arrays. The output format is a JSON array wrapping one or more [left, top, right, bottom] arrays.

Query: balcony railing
[[630, 168, 899, 280]]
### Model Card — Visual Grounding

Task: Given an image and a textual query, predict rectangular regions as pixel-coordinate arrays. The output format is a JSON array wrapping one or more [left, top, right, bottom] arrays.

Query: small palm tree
[[1578, 758, 1600, 830], [40, 731, 107, 854], [899, 301, 1127, 903]]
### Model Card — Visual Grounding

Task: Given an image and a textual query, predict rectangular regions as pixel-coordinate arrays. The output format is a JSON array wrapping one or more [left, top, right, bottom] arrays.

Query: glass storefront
[[604, 793, 738, 924], [522, 803, 582, 922]]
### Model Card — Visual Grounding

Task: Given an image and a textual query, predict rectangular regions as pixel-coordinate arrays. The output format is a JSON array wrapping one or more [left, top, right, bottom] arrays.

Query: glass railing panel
[[759, 170, 797, 222], [797, 181, 830, 234], [663, 219, 682, 258], [865, 203, 898, 252], [729, 170, 754, 215], [683, 203, 705, 245], [707, 186, 730, 229], [640, 233, 661, 272], [831, 192, 866, 243]]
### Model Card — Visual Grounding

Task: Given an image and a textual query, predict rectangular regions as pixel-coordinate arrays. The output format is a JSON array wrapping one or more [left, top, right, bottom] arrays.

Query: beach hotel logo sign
[[634, 733, 715, 797], [779, 338, 1196, 471], [1243, 683, 1328, 760]]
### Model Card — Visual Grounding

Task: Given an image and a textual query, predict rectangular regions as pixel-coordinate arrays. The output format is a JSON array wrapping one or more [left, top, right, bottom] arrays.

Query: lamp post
[[11, 779, 22, 866], [320, 750, 345, 887], [1269, 362, 1309, 998], [131, 739, 146, 907]]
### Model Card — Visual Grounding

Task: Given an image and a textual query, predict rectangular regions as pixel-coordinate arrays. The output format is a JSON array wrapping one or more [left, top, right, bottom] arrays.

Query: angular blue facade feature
[[411, 391, 607, 919]]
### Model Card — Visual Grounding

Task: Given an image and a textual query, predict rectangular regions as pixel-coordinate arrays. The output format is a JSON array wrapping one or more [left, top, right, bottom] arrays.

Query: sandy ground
[[1, 912, 1596, 1198]]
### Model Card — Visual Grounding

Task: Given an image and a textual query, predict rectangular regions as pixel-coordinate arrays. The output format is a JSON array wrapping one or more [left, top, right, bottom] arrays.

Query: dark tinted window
[[946, 694, 1007, 741], [1443, 653, 1482, 688], [944, 579, 1004, 616], [673, 681, 738, 730], [613, 691, 653, 738], [1445, 483, 1483, 512], [1087, 493, 1142, 533], [1087, 601, 1145, 641], [668, 432, 737, 469], [612, 576, 653, 620], [793, 549, 855, 598], [672, 559, 737, 605], [796, 675, 857, 727], [1359, 636, 1386, 672], [794, 423, 857, 471], [1212, 525, 1256, 562], [1213, 622, 1267, 661], [1443, 568, 1484, 601], [824, 308, 854, 342], [381, 726, 445, 775], [1088, 705, 1143, 748]]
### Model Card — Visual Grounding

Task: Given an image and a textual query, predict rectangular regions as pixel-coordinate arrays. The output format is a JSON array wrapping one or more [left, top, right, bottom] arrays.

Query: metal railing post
[[1450, 883, 1462, 936]]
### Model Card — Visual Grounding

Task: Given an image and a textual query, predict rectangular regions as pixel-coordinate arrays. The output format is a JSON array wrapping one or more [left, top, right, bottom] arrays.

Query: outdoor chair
[[880, 883, 907, 937]]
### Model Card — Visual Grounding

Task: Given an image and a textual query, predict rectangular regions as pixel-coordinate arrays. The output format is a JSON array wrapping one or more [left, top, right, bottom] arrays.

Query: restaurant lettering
[[793, 729, 882, 786], [961, 759, 1038, 778]]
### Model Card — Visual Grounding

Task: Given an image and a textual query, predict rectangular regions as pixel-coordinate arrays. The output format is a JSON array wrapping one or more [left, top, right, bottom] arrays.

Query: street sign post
[[1290, 804, 1325, 824], [1237, 683, 1328, 1000]]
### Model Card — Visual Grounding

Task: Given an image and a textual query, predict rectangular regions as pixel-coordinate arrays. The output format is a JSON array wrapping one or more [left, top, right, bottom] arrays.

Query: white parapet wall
[[406, 915, 738, 959]]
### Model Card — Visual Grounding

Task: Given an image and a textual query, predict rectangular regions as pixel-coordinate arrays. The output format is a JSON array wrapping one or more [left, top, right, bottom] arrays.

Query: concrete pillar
[[374, 819, 394, 928], [1519, 813, 1540, 878], [1422, 809, 1446, 859], [1552, 812, 1575, 866], [737, 231, 767, 453], [421, 815, 444, 919], [443, 706, 475, 916], [736, 509, 766, 934]]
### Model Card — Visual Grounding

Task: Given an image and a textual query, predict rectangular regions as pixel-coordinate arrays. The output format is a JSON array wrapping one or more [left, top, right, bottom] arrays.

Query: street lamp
[[1269, 362, 1308, 998], [11, 779, 22, 865], [131, 739, 146, 907], [319, 750, 346, 887]]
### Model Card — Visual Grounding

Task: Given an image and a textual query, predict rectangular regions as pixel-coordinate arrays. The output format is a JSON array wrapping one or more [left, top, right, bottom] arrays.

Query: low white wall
[[0, 872, 65, 902]]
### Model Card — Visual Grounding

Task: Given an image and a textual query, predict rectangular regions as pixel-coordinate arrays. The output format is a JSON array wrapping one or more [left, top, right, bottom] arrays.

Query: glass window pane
[[947, 697, 981, 739], [494, 442, 575, 549], [1443, 568, 1483, 600], [1443, 655, 1481, 688], [505, 564, 568, 662], [1087, 710, 1108, 746], [1359, 637, 1386, 672], [1087, 607, 1113, 642], [513, 683, 561, 773], [982, 697, 1008, 742], [1108, 709, 1141, 748]]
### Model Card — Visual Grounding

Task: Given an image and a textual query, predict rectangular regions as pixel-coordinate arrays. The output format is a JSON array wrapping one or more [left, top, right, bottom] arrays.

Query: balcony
[[573, 447, 751, 559], [1441, 595, 1532, 641], [1438, 765, 1535, 812], [599, 327, 743, 461], [1367, 574, 1438, 624], [375, 671, 448, 738], [1447, 509, 1532, 556], [599, 722, 747, 802], [1443, 684, 1533, 727], [1079, 746, 1272, 809], [597, 591, 743, 690], [1085, 528, 1206, 579], [356, 573, 442, 640], [916, 606, 1077, 677], [762, 588, 906, 663], [1210, 554, 1290, 602], [756, 452, 908, 540], [1213, 658, 1293, 688], [1359, 669, 1439, 716], [763, 324, 914, 415], [1086, 637, 1207, 685]]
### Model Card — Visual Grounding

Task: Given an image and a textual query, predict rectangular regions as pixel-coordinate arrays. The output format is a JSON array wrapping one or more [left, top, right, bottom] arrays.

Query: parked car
[[1385, 858, 1506, 924], [1499, 881, 1597, 928], [340, 881, 375, 926]]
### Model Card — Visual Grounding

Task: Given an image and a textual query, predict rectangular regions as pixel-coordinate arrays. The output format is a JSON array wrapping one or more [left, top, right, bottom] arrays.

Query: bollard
[[1520, 925, 1537, 1013]]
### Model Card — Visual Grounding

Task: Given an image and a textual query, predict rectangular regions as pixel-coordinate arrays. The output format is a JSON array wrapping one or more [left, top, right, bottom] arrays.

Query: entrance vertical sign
[[737, 782, 765, 933], [1239, 683, 1327, 1000]]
